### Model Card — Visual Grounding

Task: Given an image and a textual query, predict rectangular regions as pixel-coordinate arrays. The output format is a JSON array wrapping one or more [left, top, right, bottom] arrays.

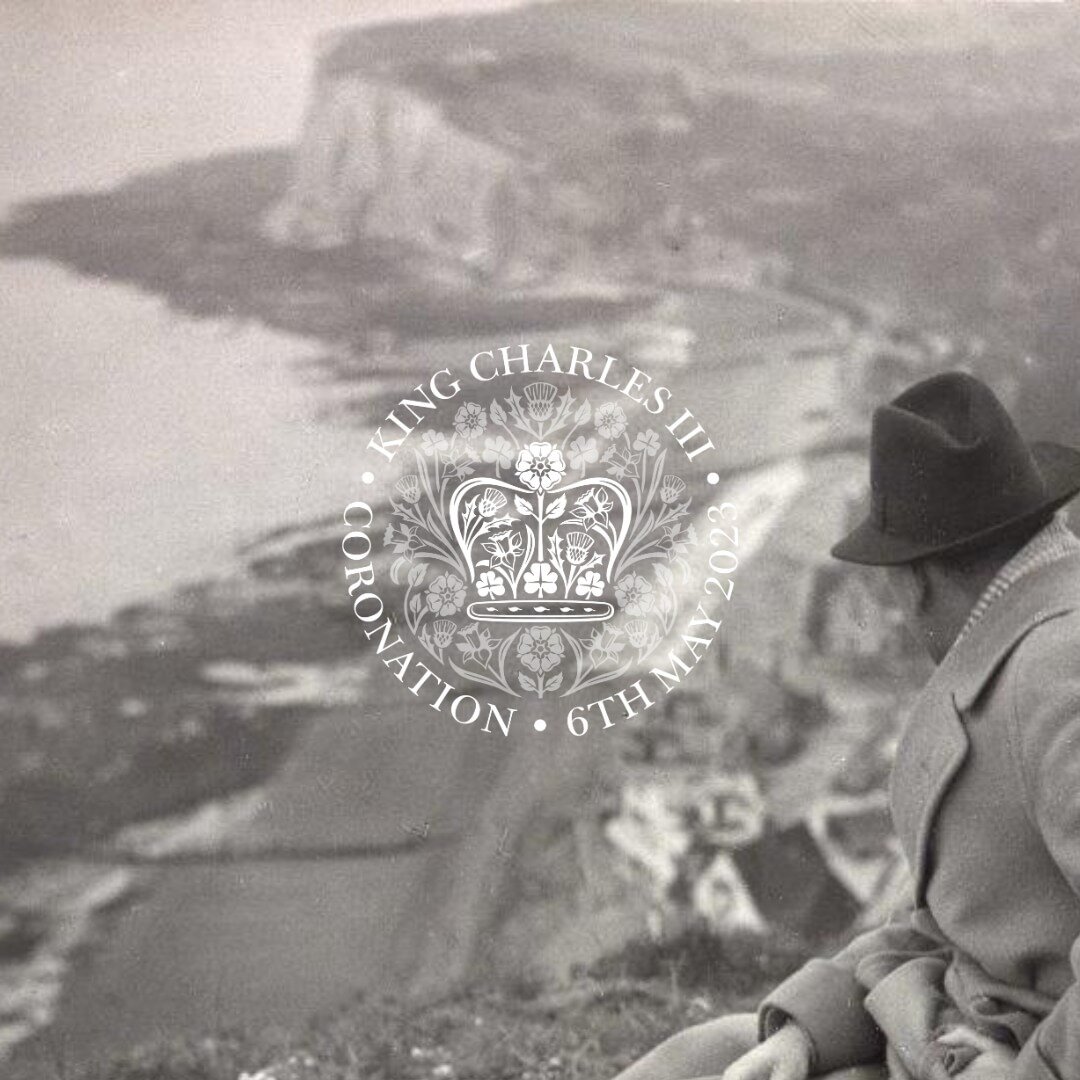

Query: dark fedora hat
[[832, 370, 1080, 565]]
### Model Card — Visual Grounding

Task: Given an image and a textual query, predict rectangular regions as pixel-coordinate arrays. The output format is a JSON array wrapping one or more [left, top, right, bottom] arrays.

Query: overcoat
[[760, 551, 1080, 1080]]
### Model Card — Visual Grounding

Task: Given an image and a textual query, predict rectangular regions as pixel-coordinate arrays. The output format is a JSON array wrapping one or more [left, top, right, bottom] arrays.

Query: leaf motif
[[546, 495, 566, 519], [546, 672, 563, 692], [514, 496, 533, 517], [519, 673, 538, 693], [409, 593, 424, 615], [490, 400, 507, 425], [655, 564, 674, 587], [408, 563, 428, 588], [574, 399, 592, 425], [390, 556, 408, 585]]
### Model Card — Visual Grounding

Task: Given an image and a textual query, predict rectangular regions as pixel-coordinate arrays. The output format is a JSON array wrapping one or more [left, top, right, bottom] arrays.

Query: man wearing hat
[[614, 371, 1080, 1079]]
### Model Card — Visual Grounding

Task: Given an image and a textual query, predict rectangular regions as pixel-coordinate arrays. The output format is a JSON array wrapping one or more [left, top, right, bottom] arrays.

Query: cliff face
[[262, 19, 699, 279], [262, 74, 556, 280]]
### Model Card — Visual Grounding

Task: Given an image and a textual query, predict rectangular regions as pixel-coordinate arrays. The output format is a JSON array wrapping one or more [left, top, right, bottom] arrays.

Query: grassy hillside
[[60, 930, 812, 1080]]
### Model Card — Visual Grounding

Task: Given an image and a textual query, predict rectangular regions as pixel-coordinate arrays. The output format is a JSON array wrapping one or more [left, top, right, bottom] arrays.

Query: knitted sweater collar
[[953, 514, 1080, 651]]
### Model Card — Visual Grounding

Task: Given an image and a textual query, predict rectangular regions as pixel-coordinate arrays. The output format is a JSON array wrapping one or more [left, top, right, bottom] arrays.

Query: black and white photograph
[[5, 3, 1080, 1078]]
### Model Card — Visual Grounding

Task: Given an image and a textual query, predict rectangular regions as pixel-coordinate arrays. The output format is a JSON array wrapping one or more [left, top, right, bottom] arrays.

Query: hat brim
[[831, 441, 1080, 566]]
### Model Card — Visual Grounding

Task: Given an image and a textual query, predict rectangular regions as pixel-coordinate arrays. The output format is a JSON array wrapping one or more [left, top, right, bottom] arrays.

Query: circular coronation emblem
[[342, 343, 738, 737]]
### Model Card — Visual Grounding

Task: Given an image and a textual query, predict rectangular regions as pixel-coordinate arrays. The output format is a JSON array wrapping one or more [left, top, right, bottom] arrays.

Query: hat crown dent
[[890, 370, 1011, 450], [866, 371, 1047, 547]]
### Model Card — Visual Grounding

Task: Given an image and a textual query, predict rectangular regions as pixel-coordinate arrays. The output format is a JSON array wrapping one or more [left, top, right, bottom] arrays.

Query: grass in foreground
[[71, 931, 811, 1080]]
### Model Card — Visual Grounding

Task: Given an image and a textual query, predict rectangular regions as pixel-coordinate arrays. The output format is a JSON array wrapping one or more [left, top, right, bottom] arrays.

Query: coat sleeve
[[1011, 618, 1080, 1080], [757, 896, 949, 1073]]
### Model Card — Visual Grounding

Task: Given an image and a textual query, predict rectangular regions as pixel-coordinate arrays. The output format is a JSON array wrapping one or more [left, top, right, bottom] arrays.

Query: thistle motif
[[660, 474, 687, 504], [564, 531, 595, 565], [394, 474, 422, 504], [523, 381, 559, 421], [625, 619, 653, 650], [476, 486, 507, 519]]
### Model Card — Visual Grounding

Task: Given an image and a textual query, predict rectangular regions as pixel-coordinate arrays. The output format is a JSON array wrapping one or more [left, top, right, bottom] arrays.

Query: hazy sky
[[0, 0, 533, 207]]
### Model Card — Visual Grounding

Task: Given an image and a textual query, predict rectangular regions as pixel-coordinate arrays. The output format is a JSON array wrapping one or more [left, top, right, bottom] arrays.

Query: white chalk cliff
[[263, 75, 532, 271]]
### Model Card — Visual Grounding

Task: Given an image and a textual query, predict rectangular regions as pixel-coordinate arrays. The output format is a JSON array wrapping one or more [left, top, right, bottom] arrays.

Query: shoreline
[[0, 220, 918, 1071], [0, 862, 141, 1064]]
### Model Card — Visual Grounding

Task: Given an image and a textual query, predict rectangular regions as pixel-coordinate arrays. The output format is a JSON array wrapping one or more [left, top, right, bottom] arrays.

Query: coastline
[[0, 162, 949, 1071], [0, 862, 140, 1063]]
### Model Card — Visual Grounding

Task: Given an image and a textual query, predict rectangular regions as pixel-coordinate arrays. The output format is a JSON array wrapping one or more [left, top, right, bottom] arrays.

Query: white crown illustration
[[449, 441, 632, 623]]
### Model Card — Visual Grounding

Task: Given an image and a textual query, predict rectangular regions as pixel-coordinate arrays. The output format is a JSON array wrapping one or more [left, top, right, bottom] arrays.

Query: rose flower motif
[[426, 573, 467, 616], [454, 401, 487, 439], [595, 402, 627, 440], [515, 442, 566, 492], [516, 625, 565, 673], [615, 572, 655, 616]]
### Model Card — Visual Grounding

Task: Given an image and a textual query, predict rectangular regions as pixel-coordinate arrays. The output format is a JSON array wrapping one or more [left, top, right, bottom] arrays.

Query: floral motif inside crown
[[449, 442, 632, 623]]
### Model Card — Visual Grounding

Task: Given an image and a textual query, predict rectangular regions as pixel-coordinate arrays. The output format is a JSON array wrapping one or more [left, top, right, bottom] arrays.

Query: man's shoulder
[[1009, 603, 1080, 687], [1002, 554, 1080, 660], [951, 552, 1080, 712], [990, 571, 1080, 720]]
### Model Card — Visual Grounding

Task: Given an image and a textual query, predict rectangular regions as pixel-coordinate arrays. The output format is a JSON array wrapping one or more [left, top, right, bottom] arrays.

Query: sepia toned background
[[3, 3, 1080, 1077]]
